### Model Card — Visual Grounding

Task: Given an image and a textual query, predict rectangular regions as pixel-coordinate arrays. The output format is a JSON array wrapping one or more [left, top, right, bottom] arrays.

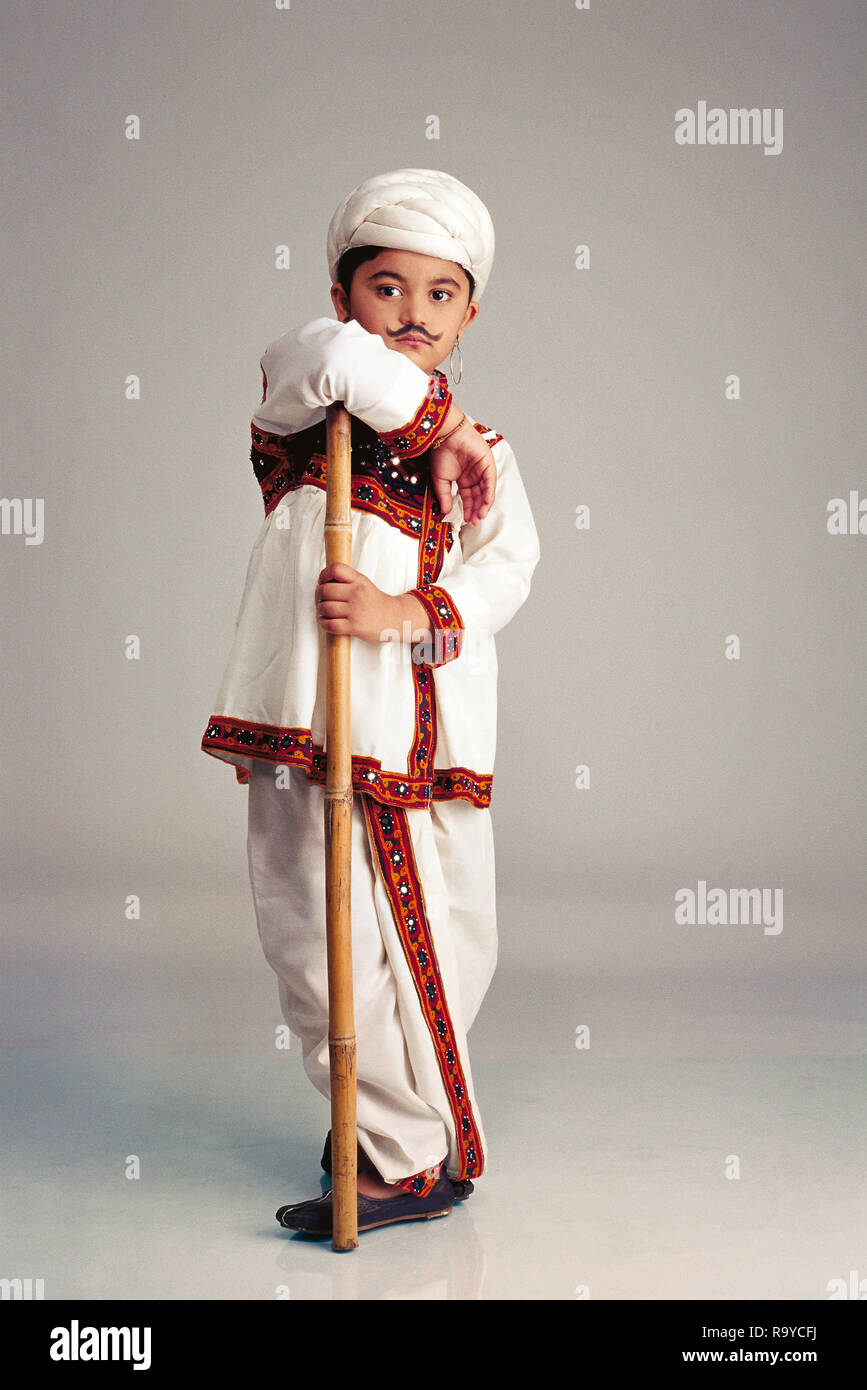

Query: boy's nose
[[399, 296, 427, 326]]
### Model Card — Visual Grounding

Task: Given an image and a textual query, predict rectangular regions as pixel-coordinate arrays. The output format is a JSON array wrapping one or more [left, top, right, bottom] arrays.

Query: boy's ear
[[461, 300, 480, 332], [331, 282, 351, 320]]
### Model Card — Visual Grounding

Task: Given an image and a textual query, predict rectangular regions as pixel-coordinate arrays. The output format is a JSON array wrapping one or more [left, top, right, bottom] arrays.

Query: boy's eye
[[375, 285, 451, 302]]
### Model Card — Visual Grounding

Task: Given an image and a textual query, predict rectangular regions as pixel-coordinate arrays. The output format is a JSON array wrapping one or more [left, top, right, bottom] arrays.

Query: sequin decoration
[[250, 414, 455, 552]]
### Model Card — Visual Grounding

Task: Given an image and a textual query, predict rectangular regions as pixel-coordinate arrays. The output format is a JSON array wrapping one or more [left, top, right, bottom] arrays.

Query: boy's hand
[[315, 562, 402, 644], [430, 415, 496, 526]]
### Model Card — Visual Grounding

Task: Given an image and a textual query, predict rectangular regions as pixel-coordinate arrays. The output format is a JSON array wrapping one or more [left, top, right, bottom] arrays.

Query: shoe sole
[[358, 1205, 452, 1232]]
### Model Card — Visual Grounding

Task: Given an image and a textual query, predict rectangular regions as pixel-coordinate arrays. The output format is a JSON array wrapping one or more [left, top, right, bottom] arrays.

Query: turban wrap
[[326, 167, 495, 301]]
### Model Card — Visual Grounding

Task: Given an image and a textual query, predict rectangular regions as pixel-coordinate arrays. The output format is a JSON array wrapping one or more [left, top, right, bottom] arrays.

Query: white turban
[[326, 167, 495, 301]]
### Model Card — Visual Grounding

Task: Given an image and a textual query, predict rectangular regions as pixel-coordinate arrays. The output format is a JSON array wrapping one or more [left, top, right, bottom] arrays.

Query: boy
[[201, 169, 541, 1235]]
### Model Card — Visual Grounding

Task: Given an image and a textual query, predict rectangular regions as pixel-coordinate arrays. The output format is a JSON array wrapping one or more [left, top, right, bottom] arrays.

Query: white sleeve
[[251, 317, 453, 453], [409, 435, 541, 666]]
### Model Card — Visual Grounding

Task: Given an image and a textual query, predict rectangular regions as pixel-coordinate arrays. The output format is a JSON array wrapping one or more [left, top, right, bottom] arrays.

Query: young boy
[[201, 168, 540, 1235]]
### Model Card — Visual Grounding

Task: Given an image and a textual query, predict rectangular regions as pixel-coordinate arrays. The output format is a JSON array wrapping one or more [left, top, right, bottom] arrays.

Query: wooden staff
[[323, 401, 358, 1251]]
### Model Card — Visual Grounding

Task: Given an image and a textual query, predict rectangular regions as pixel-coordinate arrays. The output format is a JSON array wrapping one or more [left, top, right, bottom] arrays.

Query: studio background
[[2, 0, 863, 1301]]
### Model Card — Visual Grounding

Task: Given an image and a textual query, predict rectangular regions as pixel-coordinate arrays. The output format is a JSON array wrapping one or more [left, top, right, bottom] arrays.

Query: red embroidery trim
[[361, 794, 484, 1183], [377, 372, 452, 459], [416, 484, 451, 588], [408, 585, 464, 667], [261, 456, 431, 541], [391, 1164, 443, 1198], [201, 717, 492, 809], [471, 422, 503, 448], [406, 485, 455, 780]]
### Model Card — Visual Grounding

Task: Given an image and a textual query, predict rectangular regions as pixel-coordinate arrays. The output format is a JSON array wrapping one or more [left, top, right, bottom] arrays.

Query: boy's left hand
[[315, 562, 400, 644], [429, 422, 497, 526]]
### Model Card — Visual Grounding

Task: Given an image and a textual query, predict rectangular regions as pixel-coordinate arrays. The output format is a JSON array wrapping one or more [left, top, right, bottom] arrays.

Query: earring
[[448, 337, 463, 385]]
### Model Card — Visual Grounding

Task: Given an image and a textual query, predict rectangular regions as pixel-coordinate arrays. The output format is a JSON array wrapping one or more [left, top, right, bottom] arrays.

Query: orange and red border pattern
[[200, 718, 492, 809], [377, 370, 452, 458], [362, 794, 484, 1188], [408, 585, 464, 667]]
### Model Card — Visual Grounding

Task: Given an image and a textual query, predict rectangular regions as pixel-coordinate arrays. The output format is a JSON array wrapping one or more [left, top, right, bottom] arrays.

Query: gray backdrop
[[4, 0, 863, 960], [1, 0, 863, 1303]]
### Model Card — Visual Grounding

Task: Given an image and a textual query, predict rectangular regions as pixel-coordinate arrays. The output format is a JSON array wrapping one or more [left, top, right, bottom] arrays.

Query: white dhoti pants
[[245, 760, 497, 1189]]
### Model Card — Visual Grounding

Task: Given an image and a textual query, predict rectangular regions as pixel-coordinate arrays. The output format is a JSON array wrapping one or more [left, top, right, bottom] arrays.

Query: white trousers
[[245, 760, 498, 1186]]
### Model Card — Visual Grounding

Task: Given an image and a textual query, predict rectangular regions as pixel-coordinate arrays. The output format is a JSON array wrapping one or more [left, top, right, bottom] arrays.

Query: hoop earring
[[448, 337, 463, 385]]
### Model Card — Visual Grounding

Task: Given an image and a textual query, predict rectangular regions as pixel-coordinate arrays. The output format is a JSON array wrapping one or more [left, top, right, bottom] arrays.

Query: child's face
[[331, 247, 478, 377]]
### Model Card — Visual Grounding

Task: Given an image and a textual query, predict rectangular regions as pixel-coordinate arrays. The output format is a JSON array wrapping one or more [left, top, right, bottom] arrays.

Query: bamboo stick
[[323, 401, 358, 1251]]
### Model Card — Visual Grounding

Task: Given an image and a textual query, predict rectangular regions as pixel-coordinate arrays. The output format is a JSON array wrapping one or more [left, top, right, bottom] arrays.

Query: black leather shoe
[[449, 1178, 475, 1201], [276, 1174, 455, 1236], [321, 1130, 474, 1202]]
